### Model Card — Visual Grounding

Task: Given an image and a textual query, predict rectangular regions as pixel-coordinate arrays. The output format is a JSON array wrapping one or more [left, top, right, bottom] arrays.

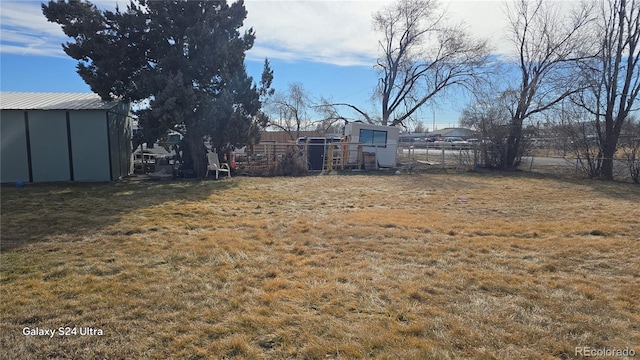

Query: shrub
[[268, 146, 308, 176]]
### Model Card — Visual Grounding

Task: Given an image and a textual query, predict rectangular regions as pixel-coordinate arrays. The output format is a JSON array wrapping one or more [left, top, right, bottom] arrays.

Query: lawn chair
[[206, 151, 231, 179]]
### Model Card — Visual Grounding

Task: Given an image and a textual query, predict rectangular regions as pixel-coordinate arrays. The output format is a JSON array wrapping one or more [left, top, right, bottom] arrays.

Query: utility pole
[[432, 107, 436, 131]]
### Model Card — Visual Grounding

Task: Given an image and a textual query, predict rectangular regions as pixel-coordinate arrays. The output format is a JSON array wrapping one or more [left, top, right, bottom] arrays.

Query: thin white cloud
[[0, 1, 67, 57], [0, 0, 122, 57], [0, 43, 65, 57], [1, 2, 66, 37], [249, 43, 374, 67]]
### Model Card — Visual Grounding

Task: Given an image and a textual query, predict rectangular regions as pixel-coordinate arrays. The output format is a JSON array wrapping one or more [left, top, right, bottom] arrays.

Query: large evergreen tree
[[43, 0, 263, 177]]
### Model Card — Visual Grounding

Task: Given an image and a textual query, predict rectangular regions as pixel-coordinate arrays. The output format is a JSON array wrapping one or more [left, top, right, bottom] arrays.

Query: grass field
[[1, 172, 639, 359]]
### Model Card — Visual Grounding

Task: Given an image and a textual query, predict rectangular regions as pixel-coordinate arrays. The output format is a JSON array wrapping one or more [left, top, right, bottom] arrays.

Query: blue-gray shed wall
[[0, 111, 30, 183], [0, 105, 132, 183], [69, 110, 111, 181], [28, 110, 71, 182]]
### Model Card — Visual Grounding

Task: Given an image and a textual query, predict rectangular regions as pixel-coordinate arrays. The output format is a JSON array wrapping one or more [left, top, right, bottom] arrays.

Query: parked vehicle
[[527, 138, 549, 149], [434, 137, 471, 149]]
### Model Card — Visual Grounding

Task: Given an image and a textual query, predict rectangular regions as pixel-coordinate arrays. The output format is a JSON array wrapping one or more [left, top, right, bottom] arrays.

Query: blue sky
[[0, 0, 517, 131]]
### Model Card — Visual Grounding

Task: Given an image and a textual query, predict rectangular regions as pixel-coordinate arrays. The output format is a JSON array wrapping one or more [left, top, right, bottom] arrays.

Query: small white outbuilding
[[344, 122, 400, 168], [1, 92, 133, 183]]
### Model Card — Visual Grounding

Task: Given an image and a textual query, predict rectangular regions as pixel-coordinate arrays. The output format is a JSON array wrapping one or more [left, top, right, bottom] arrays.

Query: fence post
[[326, 143, 334, 171], [474, 145, 479, 167], [262, 143, 266, 165], [409, 146, 413, 174]]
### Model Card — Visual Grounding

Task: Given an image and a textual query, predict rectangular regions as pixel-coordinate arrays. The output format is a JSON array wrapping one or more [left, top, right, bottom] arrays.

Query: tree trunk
[[503, 117, 523, 169], [600, 131, 620, 180], [382, 102, 391, 126], [599, 110, 627, 180], [185, 121, 207, 178], [601, 148, 615, 180]]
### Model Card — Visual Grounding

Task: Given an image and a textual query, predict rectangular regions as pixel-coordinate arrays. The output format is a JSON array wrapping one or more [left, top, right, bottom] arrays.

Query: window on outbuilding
[[359, 129, 387, 147]]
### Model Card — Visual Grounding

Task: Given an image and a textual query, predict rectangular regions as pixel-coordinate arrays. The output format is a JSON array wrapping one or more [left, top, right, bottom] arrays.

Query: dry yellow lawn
[[1, 172, 639, 359]]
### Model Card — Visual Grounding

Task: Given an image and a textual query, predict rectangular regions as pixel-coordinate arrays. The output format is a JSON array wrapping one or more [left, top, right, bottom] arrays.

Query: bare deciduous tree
[[266, 83, 313, 140], [310, 97, 351, 134], [558, 105, 604, 178], [413, 121, 427, 133], [503, 0, 594, 169], [317, 0, 489, 128], [573, 0, 640, 180], [460, 94, 512, 168], [620, 117, 640, 183], [374, 0, 490, 127]]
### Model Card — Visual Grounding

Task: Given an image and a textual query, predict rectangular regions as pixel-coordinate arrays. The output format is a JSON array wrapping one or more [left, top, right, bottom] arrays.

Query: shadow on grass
[[0, 177, 238, 251], [511, 169, 640, 201], [391, 165, 640, 201]]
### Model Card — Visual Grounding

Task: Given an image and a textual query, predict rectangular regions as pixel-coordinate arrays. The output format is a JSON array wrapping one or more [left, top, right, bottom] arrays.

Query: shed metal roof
[[0, 92, 120, 111]]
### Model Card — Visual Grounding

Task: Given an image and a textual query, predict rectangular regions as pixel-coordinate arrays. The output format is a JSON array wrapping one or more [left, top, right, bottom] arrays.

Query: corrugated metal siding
[[0, 92, 118, 110]]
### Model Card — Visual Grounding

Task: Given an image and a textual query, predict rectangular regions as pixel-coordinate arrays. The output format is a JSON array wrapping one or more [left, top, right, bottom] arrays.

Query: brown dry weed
[[1, 173, 639, 359]]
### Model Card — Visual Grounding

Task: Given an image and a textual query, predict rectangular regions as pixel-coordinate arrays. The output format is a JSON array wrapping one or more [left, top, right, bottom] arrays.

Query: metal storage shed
[[1, 92, 133, 183]]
